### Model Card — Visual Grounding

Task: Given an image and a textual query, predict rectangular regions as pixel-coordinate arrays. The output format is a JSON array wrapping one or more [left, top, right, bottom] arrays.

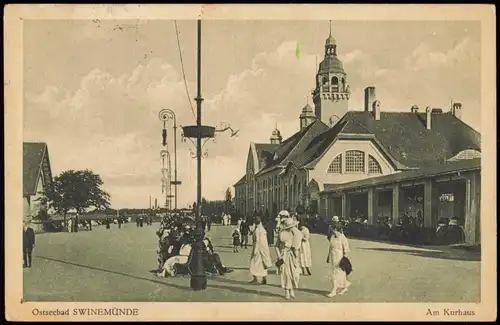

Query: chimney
[[425, 106, 431, 130], [452, 102, 463, 120], [411, 105, 419, 113], [364, 87, 376, 112], [372, 100, 381, 121]]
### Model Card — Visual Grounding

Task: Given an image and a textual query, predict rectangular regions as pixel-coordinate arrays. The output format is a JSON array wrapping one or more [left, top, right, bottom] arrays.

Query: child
[[232, 228, 241, 253]]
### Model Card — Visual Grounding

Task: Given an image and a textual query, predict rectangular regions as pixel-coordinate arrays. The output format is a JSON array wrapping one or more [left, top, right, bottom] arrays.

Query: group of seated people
[[435, 217, 465, 245], [155, 216, 233, 278]]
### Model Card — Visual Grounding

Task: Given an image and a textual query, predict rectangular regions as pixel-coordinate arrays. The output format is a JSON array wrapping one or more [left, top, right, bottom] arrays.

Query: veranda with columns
[[317, 159, 481, 245]]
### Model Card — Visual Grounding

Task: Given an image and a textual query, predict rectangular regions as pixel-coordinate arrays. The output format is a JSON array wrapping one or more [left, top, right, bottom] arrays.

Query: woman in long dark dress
[[265, 218, 275, 246]]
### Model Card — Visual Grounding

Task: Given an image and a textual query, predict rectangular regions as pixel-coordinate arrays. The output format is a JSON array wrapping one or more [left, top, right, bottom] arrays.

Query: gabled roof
[[323, 158, 481, 193], [298, 110, 481, 170], [256, 119, 329, 176], [23, 142, 52, 196], [254, 143, 279, 170], [345, 111, 481, 168], [249, 109, 480, 178], [233, 175, 246, 186]]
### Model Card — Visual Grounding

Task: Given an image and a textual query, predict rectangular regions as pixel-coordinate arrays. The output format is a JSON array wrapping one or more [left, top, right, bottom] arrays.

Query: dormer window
[[368, 155, 382, 174], [345, 150, 365, 173], [327, 154, 342, 174]]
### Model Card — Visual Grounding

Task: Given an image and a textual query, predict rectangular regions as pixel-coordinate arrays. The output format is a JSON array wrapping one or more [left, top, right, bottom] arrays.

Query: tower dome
[[270, 127, 282, 145], [301, 103, 314, 114], [300, 103, 316, 130], [326, 35, 336, 46]]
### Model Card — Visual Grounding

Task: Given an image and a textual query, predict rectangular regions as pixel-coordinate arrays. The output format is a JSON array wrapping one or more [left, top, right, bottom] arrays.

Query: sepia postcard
[[4, 3, 497, 322]]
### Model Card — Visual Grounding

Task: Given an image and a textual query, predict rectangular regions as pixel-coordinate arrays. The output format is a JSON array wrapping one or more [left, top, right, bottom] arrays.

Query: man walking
[[23, 220, 36, 268], [240, 218, 250, 249]]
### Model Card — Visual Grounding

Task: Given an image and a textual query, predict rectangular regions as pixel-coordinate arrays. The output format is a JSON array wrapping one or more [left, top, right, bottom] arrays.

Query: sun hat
[[448, 219, 458, 226], [278, 210, 290, 217], [281, 218, 299, 230], [332, 215, 340, 223]]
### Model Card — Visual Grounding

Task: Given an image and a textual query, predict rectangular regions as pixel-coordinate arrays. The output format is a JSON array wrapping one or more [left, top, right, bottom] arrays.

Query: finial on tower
[[329, 20, 332, 37]]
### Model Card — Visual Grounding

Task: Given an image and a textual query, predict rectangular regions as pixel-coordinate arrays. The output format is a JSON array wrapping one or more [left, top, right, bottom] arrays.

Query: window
[[448, 149, 481, 161], [331, 76, 339, 92], [368, 155, 382, 174], [322, 76, 329, 85], [327, 154, 342, 174], [345, 150, 365, 173]]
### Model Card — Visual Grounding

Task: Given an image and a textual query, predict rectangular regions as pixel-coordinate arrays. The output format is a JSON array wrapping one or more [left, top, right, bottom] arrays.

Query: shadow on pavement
[[358, 247, 480, 262], [207, 284, 283, 299], [35, 256, 283, 300], [36, 256, 193, 292]]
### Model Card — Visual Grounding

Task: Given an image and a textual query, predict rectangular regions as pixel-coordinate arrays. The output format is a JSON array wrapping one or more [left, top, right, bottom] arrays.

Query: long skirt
[[299, 241, 312, 268], [250, 253, 268, 277], [280, 248, 300, 289], [329, 249, 350, 289]]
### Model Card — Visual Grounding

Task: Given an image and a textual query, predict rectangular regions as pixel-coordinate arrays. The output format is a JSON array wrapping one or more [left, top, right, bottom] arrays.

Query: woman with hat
[[298, 220, 313, 276], [249, 217, 273, 284], [327, 216, 340, 241], [276, 218, 303, 300], [326, 221, 351, 297]]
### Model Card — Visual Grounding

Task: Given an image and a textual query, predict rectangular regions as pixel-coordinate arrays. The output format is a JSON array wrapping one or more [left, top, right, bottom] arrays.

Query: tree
[[224, 187, 233, 214], [38, 169, 111, 230]]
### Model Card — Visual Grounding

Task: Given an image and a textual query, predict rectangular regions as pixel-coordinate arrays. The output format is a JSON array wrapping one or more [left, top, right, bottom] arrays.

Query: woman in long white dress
[[326, 223, 351, 297], [249, 217, 272, 284], [276, 218, 303, 300], [298, 222, 312, 276]]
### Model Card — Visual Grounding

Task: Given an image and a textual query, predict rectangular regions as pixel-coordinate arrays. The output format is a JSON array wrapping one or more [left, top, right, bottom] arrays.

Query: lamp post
[[180, 19, 239, 291], [160, 149, 173, 211], [159, 109, 181, 211]]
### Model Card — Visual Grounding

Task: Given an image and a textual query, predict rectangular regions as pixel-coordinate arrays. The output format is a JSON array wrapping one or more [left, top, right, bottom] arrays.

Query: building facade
[[233, 28, 481, 244]]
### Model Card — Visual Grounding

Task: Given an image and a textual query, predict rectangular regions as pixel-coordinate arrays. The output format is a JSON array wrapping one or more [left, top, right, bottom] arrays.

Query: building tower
[[312, 21, 350, 127], [270, 125, 283, 144], [299, 103, 316, 130]]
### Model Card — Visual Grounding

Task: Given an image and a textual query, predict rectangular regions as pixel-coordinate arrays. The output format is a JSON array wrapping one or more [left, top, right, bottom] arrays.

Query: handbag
[[339, 256, 353, 276], [275, 258, 284, 268]]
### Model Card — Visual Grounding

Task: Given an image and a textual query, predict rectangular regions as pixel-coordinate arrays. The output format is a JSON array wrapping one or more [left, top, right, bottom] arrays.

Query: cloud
[[24, 41, 317, 208], [24, 36, 481, 208]]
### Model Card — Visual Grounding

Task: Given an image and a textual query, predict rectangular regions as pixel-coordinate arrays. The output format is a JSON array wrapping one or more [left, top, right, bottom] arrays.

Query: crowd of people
[[155, 213, 233, 278], [246, 210, 352, 300]]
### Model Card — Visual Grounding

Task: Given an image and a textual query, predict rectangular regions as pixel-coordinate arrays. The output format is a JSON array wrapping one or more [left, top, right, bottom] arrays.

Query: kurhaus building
[[234, 29, 481, 244]]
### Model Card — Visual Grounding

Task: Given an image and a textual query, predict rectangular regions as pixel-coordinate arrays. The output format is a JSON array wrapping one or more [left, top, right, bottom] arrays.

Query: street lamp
[[180, 20, 239, 291], [159, 109, 181, 211], [160, 149, 175, 212]]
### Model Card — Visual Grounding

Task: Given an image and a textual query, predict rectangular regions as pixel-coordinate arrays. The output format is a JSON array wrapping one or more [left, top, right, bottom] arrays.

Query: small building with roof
[[233, 25, 481, 244], [23, 142, 53, 223]]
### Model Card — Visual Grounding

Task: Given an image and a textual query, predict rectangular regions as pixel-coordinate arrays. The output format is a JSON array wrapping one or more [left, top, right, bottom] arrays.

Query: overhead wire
[[174, 20, 196, 121]]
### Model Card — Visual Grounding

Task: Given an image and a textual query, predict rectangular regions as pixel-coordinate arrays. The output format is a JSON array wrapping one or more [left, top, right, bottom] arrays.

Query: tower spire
[[329, 20, 332, 37]]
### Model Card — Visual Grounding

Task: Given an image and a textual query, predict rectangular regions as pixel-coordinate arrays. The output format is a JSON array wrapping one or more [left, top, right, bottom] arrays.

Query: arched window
[[368, 155, 382, 174], [327, 154, 342, 174], [448, 149, 481, 161], [331, 76, 339, 92], [322, 76, 329, 85], [345, 150, 365, 173]]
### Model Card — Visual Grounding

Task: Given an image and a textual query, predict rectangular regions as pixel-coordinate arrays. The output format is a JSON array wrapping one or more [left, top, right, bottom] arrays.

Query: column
[[367, 188, 375, 225], [392, 184, 400, 225], [423, 179, 434, 228], [341, 194, 347, 219], [464, 172, 480, 244]]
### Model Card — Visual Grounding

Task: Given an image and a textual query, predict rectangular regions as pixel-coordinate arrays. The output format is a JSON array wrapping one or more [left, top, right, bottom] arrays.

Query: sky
[[23, 19, 481, 209]]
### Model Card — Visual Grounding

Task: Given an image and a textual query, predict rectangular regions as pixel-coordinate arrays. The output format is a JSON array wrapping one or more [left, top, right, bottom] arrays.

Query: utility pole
[[191, 19, 207, 291]]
